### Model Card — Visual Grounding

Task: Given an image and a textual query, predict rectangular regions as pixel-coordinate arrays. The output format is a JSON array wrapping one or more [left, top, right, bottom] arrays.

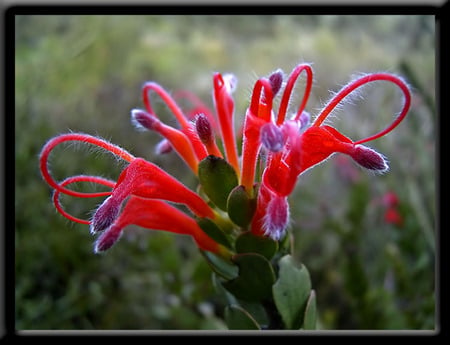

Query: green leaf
[[237, 301, 269, 328], [235, 231, 278, 260], [225, 305, 261, 330], [303, 290, 317, 330], [201, 250, 238, 280], [198, 155, 238, 211], [197, 217, 232, 249], [227, 185, 257, 227], [222, 253, 276, 302], [272, 255, 312, 329]]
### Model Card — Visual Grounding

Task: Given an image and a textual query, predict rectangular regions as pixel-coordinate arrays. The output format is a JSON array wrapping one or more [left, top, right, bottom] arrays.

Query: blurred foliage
[[15, 15, 435, 330]]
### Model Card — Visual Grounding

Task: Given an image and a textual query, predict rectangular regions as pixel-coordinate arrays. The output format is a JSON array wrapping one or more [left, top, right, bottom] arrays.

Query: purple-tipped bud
[[351, 145, 389, 173], [269, 69, 283, 96], [195, 113, 213, 145], [299, 111, 311, 130], [131, 109, 159, 131], [261, 122, 286, 152], [263, 195, 290, 241], [90, 196, 121, 234], [94, 225, 122, 253], [155, 139, 173, 154]]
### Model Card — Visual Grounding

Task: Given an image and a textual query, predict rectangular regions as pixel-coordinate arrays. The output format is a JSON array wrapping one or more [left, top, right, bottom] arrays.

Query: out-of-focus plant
[[38, 62, 411, 330]]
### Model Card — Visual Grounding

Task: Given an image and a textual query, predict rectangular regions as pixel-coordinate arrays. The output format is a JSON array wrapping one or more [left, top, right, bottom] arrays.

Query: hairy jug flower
[[39, 62, 411, 255]]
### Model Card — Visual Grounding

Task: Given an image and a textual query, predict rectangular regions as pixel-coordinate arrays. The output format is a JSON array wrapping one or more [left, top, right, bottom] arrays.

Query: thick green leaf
[[238, 301, 269, 328], [198, 155, 238, 211], [227, 185, 257, 227], [272, 255, 312, 329], [225, 305, 261, 330], [197, 217, 232, 249], [303, 290, 317, 330], [235, 231, 278, 260], [222, 253, 276, 302], [201, 250, 238, 280]]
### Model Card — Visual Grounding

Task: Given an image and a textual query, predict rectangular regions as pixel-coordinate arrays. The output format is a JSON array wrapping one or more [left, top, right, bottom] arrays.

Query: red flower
[[39, 63, 411, 254]]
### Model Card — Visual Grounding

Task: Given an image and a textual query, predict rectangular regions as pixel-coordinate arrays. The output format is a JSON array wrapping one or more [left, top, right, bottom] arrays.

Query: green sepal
[[272, 255, 312, 329], [302, 290, 317, 330], [222, 253, 276, 302], [235, 231, 278, 260], [224, 305, 261, 330], [200, 250, 238, 281], [198, 155, 238, 211], [227, 185, 257, 228], [197, 217, 232, 249]]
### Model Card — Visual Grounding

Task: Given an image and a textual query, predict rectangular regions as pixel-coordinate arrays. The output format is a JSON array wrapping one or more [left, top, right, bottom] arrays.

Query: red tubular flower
[[90, 157, 215, 234], [94, 196, 227, 255], [39, 130, 219, 255], [40, 63, 411, 256], [251, 70, 411, 240]]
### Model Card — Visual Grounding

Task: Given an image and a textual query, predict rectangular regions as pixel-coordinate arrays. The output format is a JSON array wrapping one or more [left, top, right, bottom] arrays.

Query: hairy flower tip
[[351, 145, 389, 173], [223, 73, 238, 94], [131, 108, 159, 131], [90, 196, 121, 234], [155, 139, 173, 154], [263, 195, 290, 241], [269, 69, 284, 96], [299, 111, 311, 130], [94, 225, 122, 253], [261, 122, 286, 153], [195, 113, 213, 145]]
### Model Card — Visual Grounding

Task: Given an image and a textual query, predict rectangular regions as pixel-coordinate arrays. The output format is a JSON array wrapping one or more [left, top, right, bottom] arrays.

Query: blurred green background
[[15, 15, 435, 330]]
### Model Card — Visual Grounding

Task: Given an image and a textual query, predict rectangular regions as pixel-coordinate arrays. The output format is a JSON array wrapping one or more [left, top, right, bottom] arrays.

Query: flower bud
[[94, 225, 122, 253], [351, 145, 389, 173], [195, 113, 213, 145], [90, 196, 121, 234], [269, 69, 283, 96], [131, 109, 159, 131], [260, 122, 286, 153]]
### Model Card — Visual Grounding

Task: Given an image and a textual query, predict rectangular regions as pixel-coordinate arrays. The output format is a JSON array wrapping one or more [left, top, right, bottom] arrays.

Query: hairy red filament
[[276, 63, 313, 125], [53, 175, 115, 224], [39, 133, 134, 198], [312, 73, 411, 145]]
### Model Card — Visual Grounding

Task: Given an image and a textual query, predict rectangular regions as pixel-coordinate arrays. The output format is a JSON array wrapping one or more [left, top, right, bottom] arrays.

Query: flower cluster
[[39, 63, 411, 258]]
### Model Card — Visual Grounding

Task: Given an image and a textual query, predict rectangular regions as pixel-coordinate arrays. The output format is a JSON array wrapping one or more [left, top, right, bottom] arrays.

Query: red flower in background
[[39, 63, 411, 254]]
